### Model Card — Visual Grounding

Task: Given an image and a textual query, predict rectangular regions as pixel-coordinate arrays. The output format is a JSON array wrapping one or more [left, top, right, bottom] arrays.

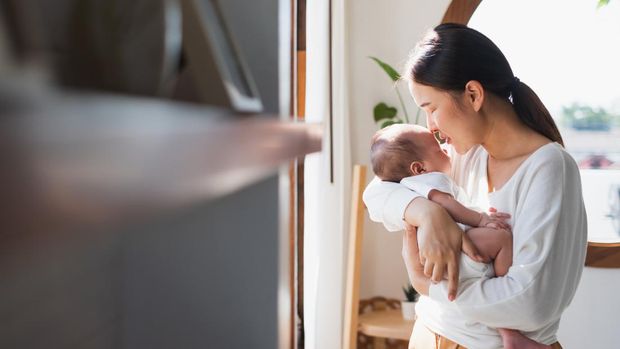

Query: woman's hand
[[403, 198, 484, 300]]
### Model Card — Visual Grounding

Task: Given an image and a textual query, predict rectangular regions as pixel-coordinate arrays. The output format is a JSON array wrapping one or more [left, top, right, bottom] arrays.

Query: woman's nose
[[425, 113, 438, 132]]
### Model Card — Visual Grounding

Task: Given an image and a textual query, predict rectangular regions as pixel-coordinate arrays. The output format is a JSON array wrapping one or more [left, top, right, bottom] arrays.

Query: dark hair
[[404, 23, 563, 146], [370, 124, 425, 182]]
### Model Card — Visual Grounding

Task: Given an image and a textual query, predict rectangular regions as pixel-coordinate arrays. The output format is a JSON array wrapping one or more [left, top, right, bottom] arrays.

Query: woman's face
[[409, 81, 485, 155]]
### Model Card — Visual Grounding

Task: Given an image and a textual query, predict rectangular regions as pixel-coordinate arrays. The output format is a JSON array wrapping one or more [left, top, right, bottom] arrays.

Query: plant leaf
[[373, 102, 398, 122], [369, 56, 400, 82], [598, 0, 610, 8], [380, 119, 402, 129]]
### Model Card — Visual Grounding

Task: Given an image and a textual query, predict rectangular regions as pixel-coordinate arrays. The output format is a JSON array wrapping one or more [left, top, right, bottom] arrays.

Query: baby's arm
[[427, 190, 510, 229], [428, 189, 486, 227]]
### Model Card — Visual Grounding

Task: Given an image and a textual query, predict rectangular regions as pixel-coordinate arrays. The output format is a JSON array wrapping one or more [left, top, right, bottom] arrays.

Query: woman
[[363, 23, 587, 349]]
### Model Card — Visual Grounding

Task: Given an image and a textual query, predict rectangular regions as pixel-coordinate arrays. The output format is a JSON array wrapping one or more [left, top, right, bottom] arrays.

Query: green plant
[[598, 0, 611, 9], [402, 283, 419, 302], [369, 57, 421, 128]]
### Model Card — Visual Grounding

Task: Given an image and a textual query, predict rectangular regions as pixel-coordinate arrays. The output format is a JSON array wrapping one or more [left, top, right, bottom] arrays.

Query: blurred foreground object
[[0, 0, 318, 348]]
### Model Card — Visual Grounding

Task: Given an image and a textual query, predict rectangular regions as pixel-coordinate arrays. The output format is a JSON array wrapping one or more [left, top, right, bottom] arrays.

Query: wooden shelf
[[358, 309, 414, 341]]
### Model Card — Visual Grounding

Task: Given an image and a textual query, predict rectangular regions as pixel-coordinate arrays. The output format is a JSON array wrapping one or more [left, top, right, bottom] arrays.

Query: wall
[[557, 267, 620, 347], [346, 0, 450, 301]]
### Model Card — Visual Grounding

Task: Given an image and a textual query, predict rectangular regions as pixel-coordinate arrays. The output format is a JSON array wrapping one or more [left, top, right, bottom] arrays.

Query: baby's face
[[417, 130, 451, 174]]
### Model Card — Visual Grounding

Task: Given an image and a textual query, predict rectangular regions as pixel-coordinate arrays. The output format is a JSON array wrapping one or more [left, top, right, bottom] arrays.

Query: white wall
[[557, 267, 620, 347], [346, 0, 450, 300]]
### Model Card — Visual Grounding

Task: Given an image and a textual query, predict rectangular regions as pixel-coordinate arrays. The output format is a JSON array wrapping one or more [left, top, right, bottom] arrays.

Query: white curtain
[[304, 0, 351, 348]]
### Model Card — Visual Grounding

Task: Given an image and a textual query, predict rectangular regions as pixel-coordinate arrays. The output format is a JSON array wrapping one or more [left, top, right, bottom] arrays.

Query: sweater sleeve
[[428, 149, 586, 330], [362, 177, 422, 232]]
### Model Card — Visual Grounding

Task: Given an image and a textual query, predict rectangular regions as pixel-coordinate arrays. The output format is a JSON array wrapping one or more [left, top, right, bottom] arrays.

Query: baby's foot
[[498, 328, 552, 349]]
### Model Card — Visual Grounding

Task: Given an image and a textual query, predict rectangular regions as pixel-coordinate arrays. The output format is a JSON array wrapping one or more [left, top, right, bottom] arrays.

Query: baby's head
[[371, 124, 451, 182]]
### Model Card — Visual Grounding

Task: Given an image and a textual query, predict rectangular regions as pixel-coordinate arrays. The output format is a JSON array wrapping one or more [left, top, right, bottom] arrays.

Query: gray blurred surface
[[0, 88, 318, 349], [0, 0, 305, 348], [121, 175, 279, 349], [23, 0, 280, 112], [0, 175, 280, 349]]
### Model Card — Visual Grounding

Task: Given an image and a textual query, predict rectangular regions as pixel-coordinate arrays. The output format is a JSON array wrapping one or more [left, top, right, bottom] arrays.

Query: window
[[470, 0, 620, 243]]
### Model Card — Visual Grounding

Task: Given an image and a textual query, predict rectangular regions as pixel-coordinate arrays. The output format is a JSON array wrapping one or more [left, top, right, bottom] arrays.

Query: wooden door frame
[[289, 0, 306, 348]]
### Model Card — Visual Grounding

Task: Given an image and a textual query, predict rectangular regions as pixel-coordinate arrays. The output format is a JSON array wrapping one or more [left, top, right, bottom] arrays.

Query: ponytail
[[511, 80, 564, 147]]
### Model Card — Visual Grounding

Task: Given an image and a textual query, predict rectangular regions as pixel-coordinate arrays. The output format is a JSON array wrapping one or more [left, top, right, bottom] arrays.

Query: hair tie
[[510, 76, 521, 91]]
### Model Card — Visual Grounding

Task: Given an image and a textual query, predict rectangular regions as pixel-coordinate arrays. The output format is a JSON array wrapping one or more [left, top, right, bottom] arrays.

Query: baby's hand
[[478, 209, 511, 230]]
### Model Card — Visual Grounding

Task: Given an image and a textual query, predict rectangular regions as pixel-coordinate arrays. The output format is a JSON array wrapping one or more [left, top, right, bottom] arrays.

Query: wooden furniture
[[359, 305, 413, 341], [357, 297, 413, 349], [343, 164, 368, 349], [343, 165, 414, 349], [359, 309, 412, 341]]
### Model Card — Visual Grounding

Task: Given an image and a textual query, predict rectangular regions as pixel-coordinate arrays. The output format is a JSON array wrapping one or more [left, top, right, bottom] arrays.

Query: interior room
[[2, 0, 619, 348]]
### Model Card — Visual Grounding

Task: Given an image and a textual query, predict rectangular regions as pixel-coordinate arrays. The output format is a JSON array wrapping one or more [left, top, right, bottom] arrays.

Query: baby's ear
[[409, 161, 425, 175]]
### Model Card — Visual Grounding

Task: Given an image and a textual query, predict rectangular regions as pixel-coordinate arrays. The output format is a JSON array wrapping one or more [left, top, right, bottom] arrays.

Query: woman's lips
[[433, 131, 446, 144], [433, 131, 452, 145]]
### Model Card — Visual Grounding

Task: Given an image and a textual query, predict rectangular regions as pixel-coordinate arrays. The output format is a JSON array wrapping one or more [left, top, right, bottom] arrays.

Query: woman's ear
[[464, 80, 484, 112], [409, 161, 425, 175]]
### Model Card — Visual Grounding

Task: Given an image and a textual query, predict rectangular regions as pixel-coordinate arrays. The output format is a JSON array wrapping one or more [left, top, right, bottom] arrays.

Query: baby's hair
[[370, 124, 426, 182]]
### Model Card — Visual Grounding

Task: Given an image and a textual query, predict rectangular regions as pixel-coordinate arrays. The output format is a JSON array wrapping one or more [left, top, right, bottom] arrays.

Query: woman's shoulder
[[517, 142, 581, 186], [526, 142, 578, 172]]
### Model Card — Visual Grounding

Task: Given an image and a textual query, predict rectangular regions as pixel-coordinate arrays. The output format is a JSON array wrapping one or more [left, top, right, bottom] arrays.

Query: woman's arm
[[402, 225, 430, 295]]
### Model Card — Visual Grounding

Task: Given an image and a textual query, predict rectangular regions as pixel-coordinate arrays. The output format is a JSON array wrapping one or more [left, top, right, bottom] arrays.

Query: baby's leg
[[498, 328, 552, 349], [465, 227, 512, 276]]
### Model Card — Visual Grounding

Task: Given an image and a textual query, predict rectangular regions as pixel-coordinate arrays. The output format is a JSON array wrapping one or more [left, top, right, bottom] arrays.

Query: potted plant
[[401, 283, 419, 320]]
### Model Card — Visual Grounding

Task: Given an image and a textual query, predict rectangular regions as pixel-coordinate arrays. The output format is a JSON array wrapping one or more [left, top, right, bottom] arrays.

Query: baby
[[371, 124, 552, 349]]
